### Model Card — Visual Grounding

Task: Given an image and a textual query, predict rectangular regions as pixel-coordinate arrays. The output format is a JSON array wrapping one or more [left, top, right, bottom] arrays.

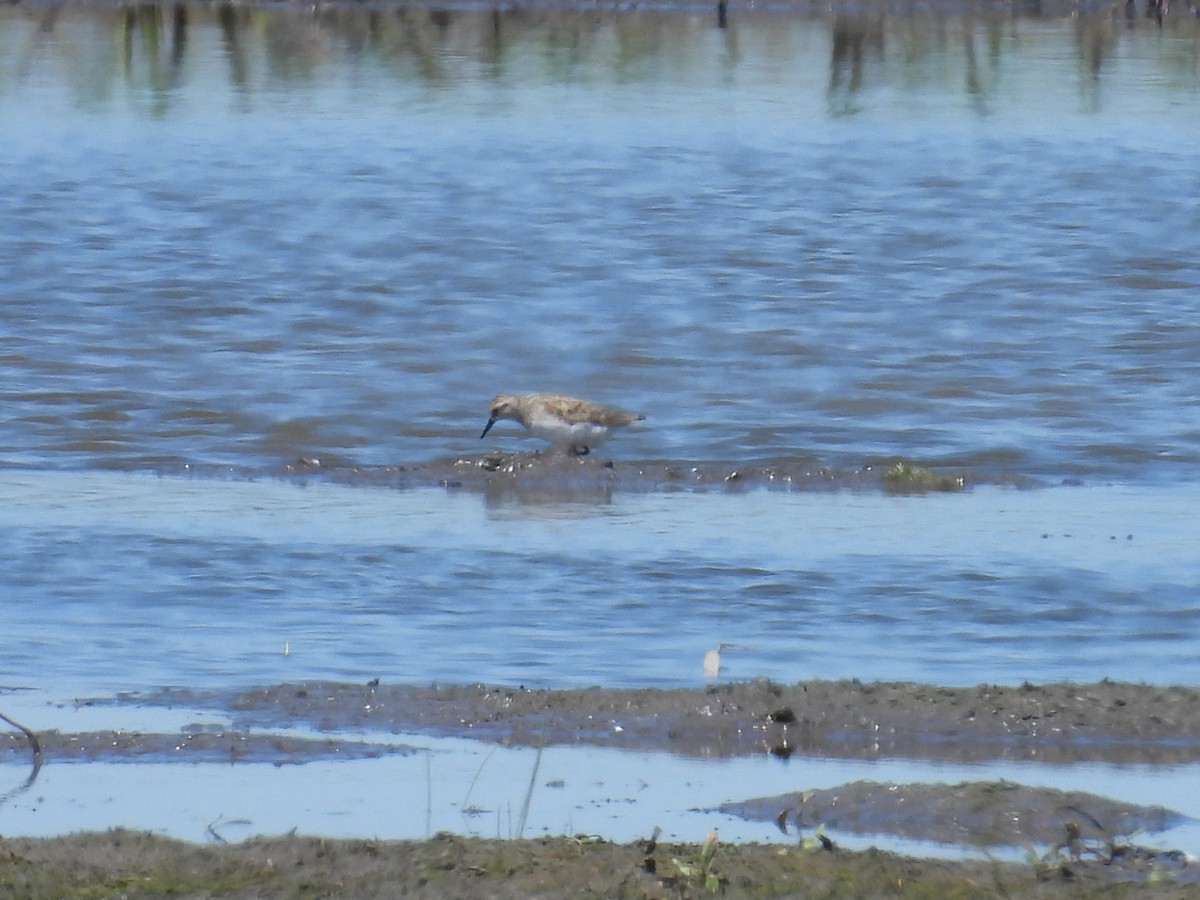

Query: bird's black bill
[[480, 417, 497, 440]]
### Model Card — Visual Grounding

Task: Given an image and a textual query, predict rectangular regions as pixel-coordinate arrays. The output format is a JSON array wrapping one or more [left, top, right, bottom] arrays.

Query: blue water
[[4, 6, 1200, 478], [1, 4, 1199, 696], [1, 470, 1197, 695]]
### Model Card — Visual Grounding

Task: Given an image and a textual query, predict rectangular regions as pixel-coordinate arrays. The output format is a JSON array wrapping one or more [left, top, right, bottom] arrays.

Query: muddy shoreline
[[1, 829, 1194, 899]]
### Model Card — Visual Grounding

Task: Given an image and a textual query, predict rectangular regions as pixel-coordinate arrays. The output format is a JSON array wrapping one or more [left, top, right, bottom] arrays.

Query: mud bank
[[126, 678, 1200, 765], [719, 779, 1186, 847]]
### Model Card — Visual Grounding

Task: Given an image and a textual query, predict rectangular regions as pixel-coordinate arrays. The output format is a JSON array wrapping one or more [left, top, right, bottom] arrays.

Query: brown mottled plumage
[[480, 392, 644, 455]]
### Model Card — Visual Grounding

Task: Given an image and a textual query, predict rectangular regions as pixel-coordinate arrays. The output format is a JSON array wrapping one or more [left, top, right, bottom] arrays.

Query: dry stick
[[461, 743, 497, 814], [516, 745, 543, 840], [0, 709, 44, 808], [425, 750, 433, 838], [0, 710, 42, 766]]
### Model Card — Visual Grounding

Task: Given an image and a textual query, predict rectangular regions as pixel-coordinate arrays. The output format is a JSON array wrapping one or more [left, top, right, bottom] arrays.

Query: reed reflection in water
[[4, 1, 1200, 119]]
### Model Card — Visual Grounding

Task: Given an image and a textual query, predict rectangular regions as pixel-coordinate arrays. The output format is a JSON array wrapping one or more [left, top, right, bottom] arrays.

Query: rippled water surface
[[4, 3, 1200, 478], [3, 3, 1200, 700], [2, 470, 1198, 694]]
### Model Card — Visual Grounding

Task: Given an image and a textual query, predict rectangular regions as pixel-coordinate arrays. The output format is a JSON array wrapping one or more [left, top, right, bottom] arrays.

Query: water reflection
[[3, 2, 1199, 117], [829, 14, 883, 97]]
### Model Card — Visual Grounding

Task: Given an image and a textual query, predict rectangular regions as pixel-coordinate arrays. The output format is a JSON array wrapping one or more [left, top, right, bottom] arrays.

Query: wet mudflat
[[129, 678, 1200, 766]]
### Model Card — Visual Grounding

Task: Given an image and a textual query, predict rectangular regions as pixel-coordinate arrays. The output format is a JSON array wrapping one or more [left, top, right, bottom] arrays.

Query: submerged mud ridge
[[0, 727, 413, 765], [132, 678, 1200, 766]]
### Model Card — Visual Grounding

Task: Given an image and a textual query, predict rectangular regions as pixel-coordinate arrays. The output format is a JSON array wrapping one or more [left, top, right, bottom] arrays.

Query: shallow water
[[3, 1, 1200, 852], [6, 733, 1200, 860], [3, 4, 1200, 479], [2, 470, 1198, 695], [2, 699, 1200, 859]]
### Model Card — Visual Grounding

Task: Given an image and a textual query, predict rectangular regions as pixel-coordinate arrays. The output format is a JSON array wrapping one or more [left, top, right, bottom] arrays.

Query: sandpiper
[[480, 392, 644, 455]]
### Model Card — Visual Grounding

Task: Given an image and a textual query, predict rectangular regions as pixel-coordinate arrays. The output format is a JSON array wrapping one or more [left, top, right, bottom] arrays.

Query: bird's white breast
[[528, 413, 609, 447]]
